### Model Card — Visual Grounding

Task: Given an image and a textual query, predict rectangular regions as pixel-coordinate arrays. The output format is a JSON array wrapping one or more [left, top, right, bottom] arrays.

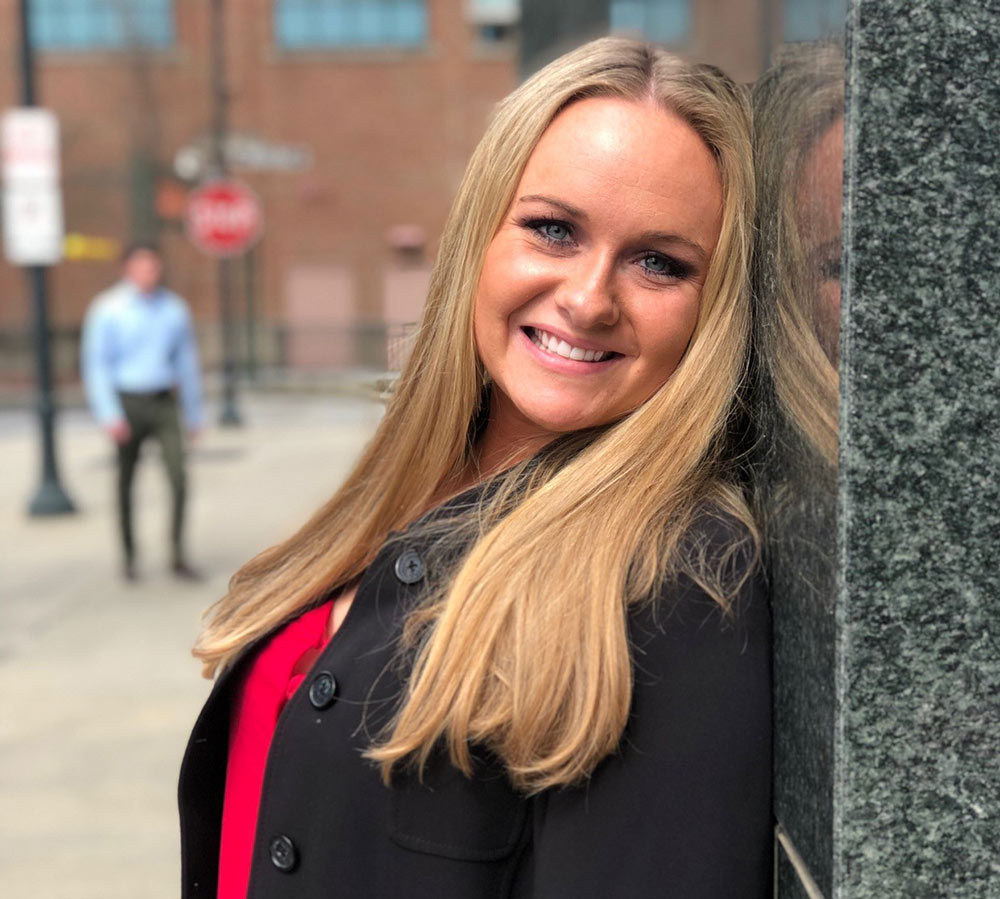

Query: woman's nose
[[553, 254, 619, 329]]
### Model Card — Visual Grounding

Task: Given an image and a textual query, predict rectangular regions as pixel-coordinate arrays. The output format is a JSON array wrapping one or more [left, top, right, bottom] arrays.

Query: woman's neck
[[465, 390, 554, 486]]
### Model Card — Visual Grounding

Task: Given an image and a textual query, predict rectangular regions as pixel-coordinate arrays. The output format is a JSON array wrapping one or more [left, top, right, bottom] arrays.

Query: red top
[[217, 600, 334, 899]]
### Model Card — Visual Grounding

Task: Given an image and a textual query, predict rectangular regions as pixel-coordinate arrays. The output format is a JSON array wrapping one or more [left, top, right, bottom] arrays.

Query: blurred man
[[81, 243, 204, 581]]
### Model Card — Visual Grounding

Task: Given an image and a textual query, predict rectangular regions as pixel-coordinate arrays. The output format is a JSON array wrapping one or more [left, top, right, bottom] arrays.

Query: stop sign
[[185, 178, 262, 257]]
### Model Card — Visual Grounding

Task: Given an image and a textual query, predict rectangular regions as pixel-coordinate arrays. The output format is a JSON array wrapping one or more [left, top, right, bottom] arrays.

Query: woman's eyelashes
[[520, 215, 576, 247], [516, 216, 696, 283], [638, 252, 695, 281]]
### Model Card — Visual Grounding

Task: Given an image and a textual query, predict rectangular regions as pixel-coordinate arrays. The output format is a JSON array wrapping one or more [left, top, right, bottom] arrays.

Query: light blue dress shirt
[[81, 281, 204, 429]]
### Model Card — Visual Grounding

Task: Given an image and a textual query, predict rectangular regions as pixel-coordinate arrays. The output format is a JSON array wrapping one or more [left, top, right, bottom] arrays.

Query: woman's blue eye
[[537, 221, 571, 242], [516, 215, 576, 246], [639, 253, 693, 280], [640, 253, 677, 276]]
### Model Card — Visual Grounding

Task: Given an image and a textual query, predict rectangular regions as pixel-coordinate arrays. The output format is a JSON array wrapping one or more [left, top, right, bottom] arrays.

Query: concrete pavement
[[0, 393, 382, 898]]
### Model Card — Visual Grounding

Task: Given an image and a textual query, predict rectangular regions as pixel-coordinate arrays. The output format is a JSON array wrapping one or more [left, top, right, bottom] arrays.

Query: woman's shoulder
[[633, 505, 768, 654], [546, 515, 772, 898], [672, 503, 762, 601], [680, 502, 759, 561], [625, 509, 771, 762]]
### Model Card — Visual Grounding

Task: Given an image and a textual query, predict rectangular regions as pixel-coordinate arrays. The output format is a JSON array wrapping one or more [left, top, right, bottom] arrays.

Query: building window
[[610, 0, 689, 45], [466, 0, 518, 44], [783, 0, 847, 41], [274, 0, 428, 50], [476, 22, 516, 43], [30, 0, 174, 51]]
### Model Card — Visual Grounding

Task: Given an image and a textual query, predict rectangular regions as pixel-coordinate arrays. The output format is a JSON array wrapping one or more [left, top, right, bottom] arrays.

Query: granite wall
[[835, 0, 999, 895], [764, 0, 998, 896]]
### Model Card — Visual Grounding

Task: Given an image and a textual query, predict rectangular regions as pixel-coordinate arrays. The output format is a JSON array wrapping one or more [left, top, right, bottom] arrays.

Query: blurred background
[[0, 2, 845, 897], [0, 0, 845, 395]]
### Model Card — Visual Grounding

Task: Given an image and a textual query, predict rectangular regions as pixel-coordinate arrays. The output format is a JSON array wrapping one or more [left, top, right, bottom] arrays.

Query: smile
[[525, 327, 618, 363]]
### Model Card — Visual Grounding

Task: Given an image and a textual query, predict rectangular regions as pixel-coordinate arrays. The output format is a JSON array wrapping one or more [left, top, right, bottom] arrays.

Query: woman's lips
[[520, 326, 621, 372]]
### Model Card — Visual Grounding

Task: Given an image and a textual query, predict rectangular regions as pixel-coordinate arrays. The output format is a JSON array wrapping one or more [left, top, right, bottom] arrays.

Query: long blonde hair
[[195, 37, 757, 793]]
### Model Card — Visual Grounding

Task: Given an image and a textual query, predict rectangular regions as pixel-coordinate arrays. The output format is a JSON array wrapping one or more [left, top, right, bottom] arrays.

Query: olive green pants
[[117, 391, 186, 566]]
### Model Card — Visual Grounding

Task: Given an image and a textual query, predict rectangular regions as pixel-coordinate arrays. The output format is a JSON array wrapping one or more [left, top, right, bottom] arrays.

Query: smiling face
[[473, 97, 724, 460]]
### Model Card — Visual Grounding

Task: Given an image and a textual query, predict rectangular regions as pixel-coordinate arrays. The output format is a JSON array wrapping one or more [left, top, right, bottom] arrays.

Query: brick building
[[0, 0, 843, 379]]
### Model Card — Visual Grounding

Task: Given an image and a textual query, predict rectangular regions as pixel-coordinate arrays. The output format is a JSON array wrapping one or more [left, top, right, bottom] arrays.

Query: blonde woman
[[180, 37, 771, 898]]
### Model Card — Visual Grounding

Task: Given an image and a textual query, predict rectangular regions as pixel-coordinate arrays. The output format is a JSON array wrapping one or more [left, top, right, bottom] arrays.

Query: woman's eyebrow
[[640, 231, 709, 264], [517, 194, 587, 220]]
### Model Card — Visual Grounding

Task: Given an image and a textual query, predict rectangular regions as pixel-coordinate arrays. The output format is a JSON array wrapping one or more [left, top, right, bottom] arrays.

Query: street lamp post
[[519, 0, 610, 78], [210, 0, 242, 426], [16, 0, 76, 516]]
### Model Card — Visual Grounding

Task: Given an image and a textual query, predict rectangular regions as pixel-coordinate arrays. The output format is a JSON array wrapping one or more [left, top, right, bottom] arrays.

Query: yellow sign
[[63, 233, 119, 261]]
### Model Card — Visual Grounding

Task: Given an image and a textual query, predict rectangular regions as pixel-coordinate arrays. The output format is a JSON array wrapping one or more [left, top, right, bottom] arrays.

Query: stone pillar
[[835, 0, 998, 895], [762, 1, 998, 897]]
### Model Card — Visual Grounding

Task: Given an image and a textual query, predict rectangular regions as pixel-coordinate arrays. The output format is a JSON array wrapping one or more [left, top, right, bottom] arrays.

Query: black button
[[394, 549, 425, 584], [269, 834, 298, 872], [308, 671, 337, 709]]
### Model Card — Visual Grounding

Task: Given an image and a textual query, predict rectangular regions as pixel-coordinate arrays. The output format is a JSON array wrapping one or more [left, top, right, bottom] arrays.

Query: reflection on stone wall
[[752, 42, 845, 898]]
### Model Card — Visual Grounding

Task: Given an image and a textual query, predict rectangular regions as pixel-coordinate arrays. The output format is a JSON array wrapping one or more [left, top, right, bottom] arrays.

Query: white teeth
[[529, 328, 610, 363]]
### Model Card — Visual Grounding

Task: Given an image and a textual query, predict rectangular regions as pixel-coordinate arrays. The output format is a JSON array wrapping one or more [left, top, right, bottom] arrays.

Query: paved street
[[0, 392, 382, 898]]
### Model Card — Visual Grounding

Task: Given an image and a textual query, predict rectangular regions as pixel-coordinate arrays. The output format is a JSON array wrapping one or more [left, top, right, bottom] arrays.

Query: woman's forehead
[[515, 97, 723, 248]]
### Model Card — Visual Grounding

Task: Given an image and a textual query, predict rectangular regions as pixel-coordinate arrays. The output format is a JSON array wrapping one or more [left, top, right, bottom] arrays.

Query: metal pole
[[210, 0, 241, 425], [18, 0, 35, 103], [244, 247, 257, 382], [519, 0, 609, 79], [18, 0, 75, 515]]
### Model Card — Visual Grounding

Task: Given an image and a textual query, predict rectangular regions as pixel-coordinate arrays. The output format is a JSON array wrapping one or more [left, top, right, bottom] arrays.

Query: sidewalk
[[0, 393, 382, 898]]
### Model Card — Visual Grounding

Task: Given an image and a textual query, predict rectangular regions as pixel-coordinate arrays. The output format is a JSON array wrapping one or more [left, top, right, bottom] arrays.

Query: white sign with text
[[2, 108, 64, 265]]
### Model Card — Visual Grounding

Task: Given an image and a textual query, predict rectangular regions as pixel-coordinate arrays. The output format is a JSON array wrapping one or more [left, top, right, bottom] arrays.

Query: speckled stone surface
[[837, 0, 999, 896]]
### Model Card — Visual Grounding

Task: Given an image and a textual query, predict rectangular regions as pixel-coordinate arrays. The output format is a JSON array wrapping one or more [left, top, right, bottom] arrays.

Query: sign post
[[184, 176, 263, 425], [2, 109, 64, 265], [197, 0, 247, 427], [4, 0, 75, 516]]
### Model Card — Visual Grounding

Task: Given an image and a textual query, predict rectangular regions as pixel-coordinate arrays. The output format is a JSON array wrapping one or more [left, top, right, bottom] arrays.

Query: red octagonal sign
[[185, 178, 263, 257]]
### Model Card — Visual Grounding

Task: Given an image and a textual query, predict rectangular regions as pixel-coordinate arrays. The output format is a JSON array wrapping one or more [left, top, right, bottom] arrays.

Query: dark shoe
[[172, 561, 203, 581], [123, 560, 138, 582]]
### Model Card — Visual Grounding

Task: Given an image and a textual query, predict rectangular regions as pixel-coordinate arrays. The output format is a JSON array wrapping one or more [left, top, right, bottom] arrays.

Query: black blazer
[[178, 494, 772, 898]]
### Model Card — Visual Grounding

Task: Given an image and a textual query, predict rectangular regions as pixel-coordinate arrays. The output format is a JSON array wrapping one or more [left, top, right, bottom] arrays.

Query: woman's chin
[[512, 402, 610, 437]]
